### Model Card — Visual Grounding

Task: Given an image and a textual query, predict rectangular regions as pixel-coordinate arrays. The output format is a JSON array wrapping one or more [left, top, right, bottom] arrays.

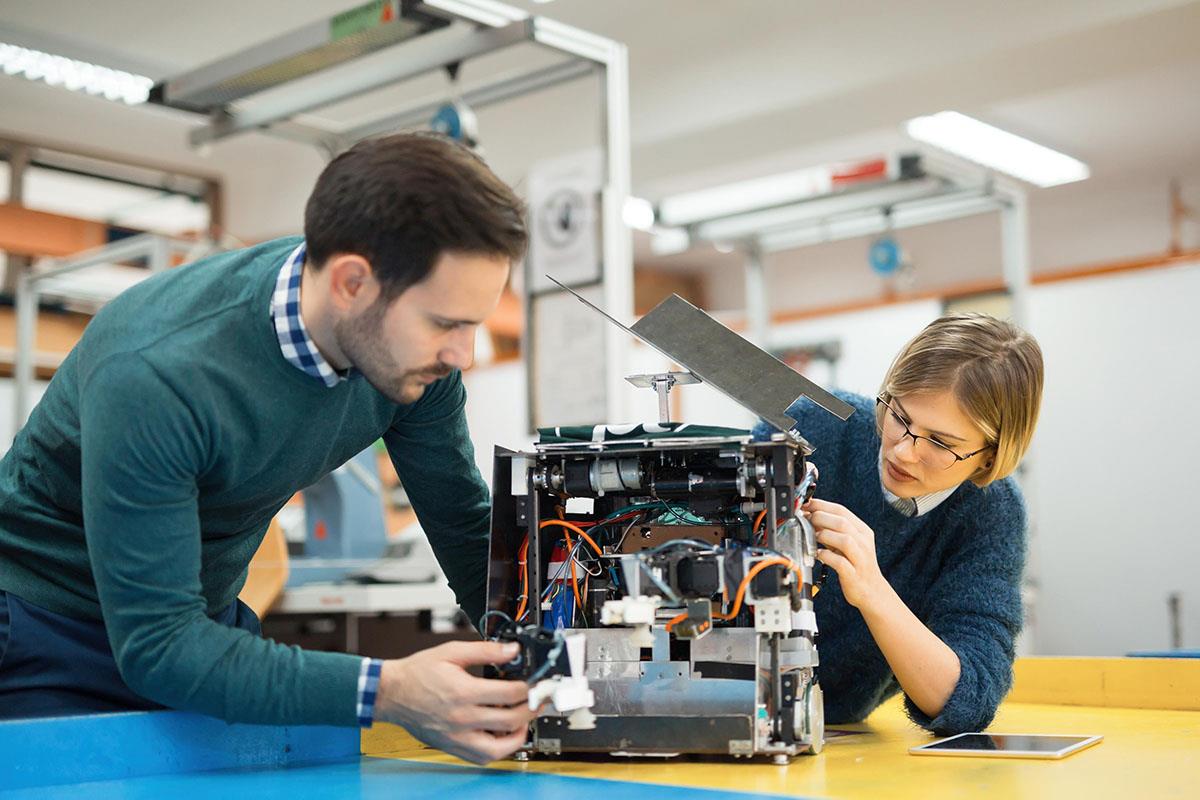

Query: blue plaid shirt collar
[[270, 242, 349, 388]]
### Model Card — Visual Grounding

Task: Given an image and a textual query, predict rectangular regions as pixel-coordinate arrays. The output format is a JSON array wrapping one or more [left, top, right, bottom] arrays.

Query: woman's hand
[[804, 498, 889, 612]]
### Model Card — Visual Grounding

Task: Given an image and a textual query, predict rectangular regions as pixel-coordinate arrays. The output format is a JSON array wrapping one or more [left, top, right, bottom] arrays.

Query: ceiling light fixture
[[905, 111, 1089, 188], [622, 196, 655, 231], [0, 41, 153, 104]]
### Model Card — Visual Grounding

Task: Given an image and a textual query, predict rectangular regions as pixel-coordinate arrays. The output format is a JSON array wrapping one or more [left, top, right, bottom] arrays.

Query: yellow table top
[[363, 658, 1200, 799]]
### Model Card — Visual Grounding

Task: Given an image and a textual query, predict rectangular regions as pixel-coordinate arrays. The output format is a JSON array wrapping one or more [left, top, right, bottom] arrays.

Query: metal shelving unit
[[13, 233, 210, 434]]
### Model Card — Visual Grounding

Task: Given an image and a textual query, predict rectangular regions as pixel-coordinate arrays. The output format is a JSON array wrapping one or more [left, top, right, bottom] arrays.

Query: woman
[[755, 312, 1043, 735]]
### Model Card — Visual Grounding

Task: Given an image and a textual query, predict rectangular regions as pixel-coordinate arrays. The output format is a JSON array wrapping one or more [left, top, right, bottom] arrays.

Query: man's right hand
[[374, 640, 537, 765]]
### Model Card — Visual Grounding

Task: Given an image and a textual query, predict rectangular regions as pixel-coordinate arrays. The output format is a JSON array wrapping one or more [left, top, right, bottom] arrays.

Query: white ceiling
[[1, 0, 1198, 271]]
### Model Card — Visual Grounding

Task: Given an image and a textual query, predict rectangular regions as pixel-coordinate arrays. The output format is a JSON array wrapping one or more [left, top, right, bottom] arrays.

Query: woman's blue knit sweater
[[754, 391, 1026, 735]]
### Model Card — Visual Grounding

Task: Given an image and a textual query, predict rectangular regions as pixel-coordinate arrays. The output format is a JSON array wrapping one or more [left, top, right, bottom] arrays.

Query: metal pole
[[599, 40, 633, 423], [999, 186, 1031, 329], [744, 243, 769, 348], [3, 144, 32, 296], [999, 183, 1036, 653], [13, 273, 37, 438], [149, 234, 172, 273]]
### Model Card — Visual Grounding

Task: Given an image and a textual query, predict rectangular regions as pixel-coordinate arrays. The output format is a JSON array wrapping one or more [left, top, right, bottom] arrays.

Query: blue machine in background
[[285, 447, 443, 587], [286, 449, 390, 587]]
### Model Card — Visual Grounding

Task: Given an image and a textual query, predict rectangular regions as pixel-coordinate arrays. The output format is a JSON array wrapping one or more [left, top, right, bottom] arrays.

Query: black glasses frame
[[875, 395, 991, 469]]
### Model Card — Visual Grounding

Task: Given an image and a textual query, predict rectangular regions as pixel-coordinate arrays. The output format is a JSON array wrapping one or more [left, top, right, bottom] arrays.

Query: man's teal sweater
[[0, 237, 492, 726], [755, 391, 1026, 735]]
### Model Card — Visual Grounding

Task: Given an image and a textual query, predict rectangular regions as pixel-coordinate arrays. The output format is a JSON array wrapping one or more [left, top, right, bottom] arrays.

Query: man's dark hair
[[304, 132, 527, 298]]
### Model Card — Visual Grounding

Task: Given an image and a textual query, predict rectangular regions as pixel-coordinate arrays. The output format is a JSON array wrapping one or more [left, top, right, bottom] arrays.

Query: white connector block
[[754, 596, 792, 633], [527, 632, 595, 727], [600, 595, 660, 625]]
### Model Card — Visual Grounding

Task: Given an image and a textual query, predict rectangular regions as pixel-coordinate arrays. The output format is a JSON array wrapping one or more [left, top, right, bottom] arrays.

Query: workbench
[[3, 658, 1196, 799]]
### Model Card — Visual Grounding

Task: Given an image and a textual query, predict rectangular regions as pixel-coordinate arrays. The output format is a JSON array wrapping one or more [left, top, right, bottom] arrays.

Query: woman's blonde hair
[[878, 313, 1043, 487]]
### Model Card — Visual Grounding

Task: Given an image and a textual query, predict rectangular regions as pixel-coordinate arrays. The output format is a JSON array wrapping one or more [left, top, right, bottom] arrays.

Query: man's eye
[[435, 319, 458, 331]]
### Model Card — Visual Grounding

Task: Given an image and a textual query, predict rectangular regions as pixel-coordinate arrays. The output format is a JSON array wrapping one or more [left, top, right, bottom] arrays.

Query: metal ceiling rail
[[338, 57, 596, 145], [661, 151, 1030, 345]]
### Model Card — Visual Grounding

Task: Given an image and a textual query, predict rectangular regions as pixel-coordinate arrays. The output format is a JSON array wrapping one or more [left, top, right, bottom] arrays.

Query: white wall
[[1026, 260, 1200, 655], [462, 360, 535, 489]]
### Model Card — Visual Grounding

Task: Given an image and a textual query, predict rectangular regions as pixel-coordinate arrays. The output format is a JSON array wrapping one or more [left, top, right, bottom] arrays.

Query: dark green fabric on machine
[[538, 422, 749, 444], [0, 236, 491, 727]]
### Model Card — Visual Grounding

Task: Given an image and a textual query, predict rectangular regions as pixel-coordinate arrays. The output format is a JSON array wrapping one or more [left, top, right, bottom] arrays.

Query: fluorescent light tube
[[905, 111, 1089, 188], [658, 166, 834, 227], [421, 0, 528, 27], [0, 41, 152, 104]]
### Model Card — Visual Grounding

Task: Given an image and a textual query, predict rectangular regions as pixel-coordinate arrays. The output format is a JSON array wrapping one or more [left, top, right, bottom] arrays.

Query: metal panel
[[631, 295, 854, 430], [537, 714, 754, 755], [547, 279, 853, 431], [690, 627, 759, 664]]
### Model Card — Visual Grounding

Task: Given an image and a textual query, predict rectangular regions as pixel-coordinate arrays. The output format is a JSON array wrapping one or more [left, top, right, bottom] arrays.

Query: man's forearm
[[859, 583, 960, 718]]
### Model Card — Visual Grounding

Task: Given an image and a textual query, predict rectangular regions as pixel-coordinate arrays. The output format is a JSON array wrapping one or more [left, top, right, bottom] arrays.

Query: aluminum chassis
[[486, 434, 824, 761]]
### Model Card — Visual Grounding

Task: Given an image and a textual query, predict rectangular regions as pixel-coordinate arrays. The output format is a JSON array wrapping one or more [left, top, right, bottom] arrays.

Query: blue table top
[[0, 756, 795, 799]]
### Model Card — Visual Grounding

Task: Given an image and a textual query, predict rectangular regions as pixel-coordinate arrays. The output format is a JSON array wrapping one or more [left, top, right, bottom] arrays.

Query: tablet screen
[[920, 734, 1095, 753]]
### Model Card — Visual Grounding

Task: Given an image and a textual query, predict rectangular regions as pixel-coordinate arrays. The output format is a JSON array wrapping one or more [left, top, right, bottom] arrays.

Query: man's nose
[[440, 326, 476, 371]]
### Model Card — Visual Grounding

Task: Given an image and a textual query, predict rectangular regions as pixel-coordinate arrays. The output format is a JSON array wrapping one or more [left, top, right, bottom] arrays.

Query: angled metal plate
[[546, 277, 854, 431]]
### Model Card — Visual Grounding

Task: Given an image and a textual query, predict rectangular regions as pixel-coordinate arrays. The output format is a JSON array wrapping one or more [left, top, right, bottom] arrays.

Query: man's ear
[[324, 254, 379, 311]]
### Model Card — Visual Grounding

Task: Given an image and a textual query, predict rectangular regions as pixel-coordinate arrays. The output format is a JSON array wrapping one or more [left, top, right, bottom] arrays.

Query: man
[[0, 133, 534, 765]]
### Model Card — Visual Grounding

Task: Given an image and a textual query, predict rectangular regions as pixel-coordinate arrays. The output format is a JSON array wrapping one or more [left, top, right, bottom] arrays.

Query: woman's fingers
[[804, 497, 847, 514], [815, 547, 852, 576], [815, 528, 855, 559], [805, 498, 868, 530], [807, 509, 854, 534]]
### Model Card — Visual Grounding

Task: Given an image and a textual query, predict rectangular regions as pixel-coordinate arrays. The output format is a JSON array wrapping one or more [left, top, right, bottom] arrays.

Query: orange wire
[[514, 535, 529, 621], [538, 519, 603, 615], [666, 557, 803, 632], [539, 519, 604, 556], [752, 509, 768, 535]]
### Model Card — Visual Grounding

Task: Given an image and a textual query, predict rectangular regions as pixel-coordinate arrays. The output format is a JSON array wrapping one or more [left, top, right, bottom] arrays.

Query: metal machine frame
[[487, 433, 826, 761], [483, 291, 853, 762]]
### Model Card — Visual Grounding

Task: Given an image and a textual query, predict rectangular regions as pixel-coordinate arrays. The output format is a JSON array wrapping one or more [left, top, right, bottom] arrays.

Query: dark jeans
[[0, 590, 260, 719]]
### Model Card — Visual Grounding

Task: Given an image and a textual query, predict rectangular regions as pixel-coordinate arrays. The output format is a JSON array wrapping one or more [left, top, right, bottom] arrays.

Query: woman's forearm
[[859, 582, 961, 719]]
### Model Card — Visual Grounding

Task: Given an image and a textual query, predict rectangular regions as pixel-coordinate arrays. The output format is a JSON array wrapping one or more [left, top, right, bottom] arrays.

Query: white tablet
[[909, 733, 1103, 760]]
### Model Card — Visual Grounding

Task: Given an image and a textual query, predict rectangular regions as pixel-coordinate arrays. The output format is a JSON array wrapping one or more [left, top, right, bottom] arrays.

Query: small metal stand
[[625, 371, 699, 425]]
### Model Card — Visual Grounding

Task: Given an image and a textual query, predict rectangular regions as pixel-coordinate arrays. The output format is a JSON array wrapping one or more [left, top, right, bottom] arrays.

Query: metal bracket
[[625, 371, 698, 425]]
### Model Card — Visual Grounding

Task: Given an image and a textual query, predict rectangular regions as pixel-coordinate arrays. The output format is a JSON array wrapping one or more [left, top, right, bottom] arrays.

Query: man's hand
[[805, 498, 889, 612], [374, 640, 538, 765]]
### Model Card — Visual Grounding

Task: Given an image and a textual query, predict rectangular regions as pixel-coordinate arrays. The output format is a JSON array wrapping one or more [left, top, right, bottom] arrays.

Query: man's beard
[[336, 302, 451, 404]]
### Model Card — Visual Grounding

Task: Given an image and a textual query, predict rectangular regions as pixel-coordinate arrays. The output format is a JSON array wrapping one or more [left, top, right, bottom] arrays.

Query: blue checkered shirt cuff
[[356, 657, 384, 728]]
